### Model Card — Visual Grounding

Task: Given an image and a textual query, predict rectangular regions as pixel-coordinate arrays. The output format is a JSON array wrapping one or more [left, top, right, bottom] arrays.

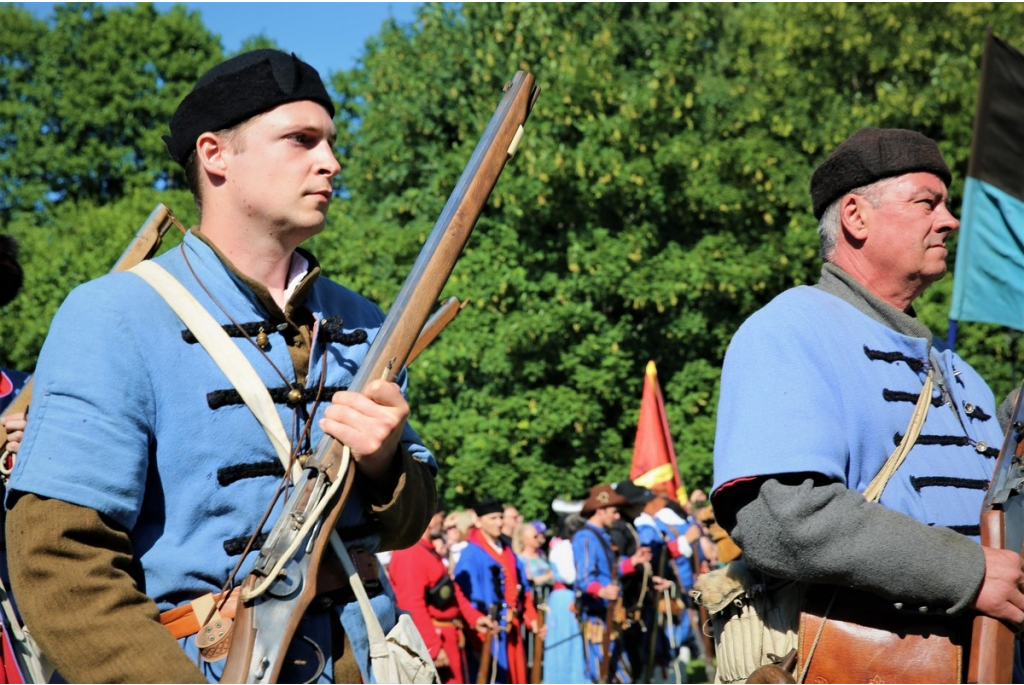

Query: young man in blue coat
[[6, 49, 437, 683]]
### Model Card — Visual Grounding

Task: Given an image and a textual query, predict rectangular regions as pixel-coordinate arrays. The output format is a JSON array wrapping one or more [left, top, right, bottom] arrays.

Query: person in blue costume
[[711, 127, 1024, 681], [453, 498, 541, 684], [5, 49, 437, 683], [573, 483, 651, 684]]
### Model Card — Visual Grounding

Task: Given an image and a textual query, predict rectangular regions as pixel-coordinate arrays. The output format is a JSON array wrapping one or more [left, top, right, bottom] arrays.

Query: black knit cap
[[810, 128, 952, 220], [163, 49, 335, 167], [473, 498, 504, 517]]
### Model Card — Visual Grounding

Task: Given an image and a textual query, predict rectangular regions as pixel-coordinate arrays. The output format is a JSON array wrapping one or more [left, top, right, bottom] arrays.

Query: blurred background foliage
[[2, 2, 1023, 522]]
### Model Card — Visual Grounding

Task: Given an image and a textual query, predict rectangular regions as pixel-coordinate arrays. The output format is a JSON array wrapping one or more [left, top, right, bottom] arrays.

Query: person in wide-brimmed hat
[[573, 483, 651, 683]]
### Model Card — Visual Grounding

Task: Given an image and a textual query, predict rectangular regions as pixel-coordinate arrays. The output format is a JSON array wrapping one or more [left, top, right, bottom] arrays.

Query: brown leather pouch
[[797, 586, 967, 683]]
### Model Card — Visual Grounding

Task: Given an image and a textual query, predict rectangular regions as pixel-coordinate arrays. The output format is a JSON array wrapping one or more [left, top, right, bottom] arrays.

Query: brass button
[[287, 388, 303, 404], [975, 441, 988, 453]]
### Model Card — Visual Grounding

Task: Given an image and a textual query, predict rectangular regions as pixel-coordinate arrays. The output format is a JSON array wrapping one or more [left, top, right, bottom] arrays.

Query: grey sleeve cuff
[[731, 476, 985, 615]]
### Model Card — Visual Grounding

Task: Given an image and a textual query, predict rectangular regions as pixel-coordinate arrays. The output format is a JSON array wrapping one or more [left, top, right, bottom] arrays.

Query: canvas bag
[[131, 261, 440, 684]]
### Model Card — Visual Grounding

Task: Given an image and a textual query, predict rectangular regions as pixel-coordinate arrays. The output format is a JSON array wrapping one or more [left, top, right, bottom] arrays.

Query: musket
[[0, 204, 180, 474], [220, 71, 539, 684], [600, 596, 620, 685], [477, 564, 505, 685], [967, 382, 1024, 684], [476, 602, 502, 685], [530, 599, 546, 684], [643, 543, 670, 684]]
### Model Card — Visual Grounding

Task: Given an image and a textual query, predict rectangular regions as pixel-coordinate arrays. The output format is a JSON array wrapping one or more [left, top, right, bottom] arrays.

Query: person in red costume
[[390, 504, 469, 684]]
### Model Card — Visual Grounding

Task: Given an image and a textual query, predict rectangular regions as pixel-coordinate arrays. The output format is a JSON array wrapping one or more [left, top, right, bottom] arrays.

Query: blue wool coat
[[714, 285, 1002, 536]]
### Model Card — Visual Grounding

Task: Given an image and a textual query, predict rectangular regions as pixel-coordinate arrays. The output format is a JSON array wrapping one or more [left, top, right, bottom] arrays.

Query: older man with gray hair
[[709, 127, 1024, 681]]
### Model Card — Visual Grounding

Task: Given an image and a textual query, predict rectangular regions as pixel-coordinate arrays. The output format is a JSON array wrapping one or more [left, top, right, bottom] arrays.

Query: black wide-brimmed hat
[[613, 480, 655, 506]]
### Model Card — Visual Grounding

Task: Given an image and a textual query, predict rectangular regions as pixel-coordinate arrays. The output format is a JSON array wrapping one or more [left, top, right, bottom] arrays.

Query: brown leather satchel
[[796, 585, 968, 683]]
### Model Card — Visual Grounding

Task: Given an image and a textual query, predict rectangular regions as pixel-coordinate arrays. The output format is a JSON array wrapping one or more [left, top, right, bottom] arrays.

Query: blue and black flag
[[949, 30, 1024, 344]]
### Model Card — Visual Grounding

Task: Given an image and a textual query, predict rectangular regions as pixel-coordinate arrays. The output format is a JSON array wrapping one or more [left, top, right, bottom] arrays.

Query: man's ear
[[195, 132, 230, 180], [839, 192, 870, 242]]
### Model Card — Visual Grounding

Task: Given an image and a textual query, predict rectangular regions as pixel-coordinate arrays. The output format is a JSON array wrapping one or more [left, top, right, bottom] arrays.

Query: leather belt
[[160, 550, 380, 640]]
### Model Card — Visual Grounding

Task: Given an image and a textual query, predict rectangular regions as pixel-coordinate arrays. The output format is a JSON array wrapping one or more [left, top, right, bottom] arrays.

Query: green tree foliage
[[3, 3, 1023, 523], [319, 2, 1024, 520], [0, 2, 220, 221]]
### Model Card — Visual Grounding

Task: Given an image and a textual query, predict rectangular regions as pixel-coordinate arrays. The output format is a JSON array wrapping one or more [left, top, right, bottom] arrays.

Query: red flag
[[629, 361, 686, 502]]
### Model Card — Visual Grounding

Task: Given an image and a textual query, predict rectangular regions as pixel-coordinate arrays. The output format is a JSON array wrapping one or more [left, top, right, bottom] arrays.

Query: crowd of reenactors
[[383, 483, 731, 684]]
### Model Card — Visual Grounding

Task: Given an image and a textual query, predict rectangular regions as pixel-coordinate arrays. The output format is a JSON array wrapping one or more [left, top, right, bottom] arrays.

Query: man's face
[[856, 172, 959, 299], [502, 506, 521, 533], [596, 506, 620, 529], [478, 512, 504, 541], [219, 100, 340, 238]]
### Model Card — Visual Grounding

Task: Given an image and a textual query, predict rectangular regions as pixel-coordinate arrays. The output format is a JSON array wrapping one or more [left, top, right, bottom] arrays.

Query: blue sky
[[19, 2, 424, 82]]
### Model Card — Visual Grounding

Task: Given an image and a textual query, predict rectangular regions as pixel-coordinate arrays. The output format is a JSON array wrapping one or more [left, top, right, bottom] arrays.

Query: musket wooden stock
[[221, 71, 539, 683], [600, 597, 616, 685], [967, 513, 1015, 683], [967, 382, 1024, 684], [530, 603, 545, 685], [476, 627, 496, 685]]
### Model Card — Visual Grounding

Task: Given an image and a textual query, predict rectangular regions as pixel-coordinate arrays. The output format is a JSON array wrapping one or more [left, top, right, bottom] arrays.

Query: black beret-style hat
[[473, 498, 504, 518], [163, 49, 335, 168], [810, 128, 952, 220]]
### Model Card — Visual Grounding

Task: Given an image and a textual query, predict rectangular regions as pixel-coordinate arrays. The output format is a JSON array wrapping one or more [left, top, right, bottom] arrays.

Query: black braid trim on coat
[[181, 317, 368, 346], [939, 524, 982, 537], [181, 320, 278, 344], [909, 476, 990, 492], [224, 532, 269, 557], [218, 460, 285, 487], [321, 317, 368, 346], [882, 389, 944, 407], [863, 346, 926, 373], [967, 405, 992, 422], [892, 432, 1000, 458], [207, 385, 348, 409]]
